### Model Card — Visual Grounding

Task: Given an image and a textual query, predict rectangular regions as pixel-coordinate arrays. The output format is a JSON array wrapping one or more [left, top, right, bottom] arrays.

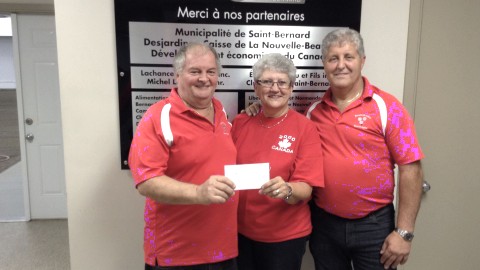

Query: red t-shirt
[[232, 109, 324, 242], [306, 77, 424, 219], [128, 89, 238, 266]]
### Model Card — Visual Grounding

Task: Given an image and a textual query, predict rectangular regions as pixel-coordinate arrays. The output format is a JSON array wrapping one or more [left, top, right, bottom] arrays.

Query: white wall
[[53, 1, 410, 269], [54, 1, 144, 269]]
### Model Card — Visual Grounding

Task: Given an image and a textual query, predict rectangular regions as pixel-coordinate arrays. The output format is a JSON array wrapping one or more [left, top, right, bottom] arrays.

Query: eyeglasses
[[256, 80, 291, 89]]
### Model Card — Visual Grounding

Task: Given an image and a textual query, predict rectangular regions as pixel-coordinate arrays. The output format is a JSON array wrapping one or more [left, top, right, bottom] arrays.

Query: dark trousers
[[309, 203, 395, 270], [145, 258, 237, 270], [237, 233, 308, 270]]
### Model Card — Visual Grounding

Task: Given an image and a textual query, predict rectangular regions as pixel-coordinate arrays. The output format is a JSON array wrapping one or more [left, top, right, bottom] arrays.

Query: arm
[[380, 160, 424, 269], [259, 176, 312, 205], [137, 175, 236, 205]]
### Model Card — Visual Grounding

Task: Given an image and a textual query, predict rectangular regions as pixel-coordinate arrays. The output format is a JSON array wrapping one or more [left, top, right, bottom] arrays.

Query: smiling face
[[176, 46, 219, 107], [323, 42, 365, 91], [254, 69, 293, 117]]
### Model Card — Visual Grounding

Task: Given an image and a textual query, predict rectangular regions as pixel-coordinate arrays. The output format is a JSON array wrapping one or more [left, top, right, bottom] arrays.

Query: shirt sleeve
[[128, 104, 170, 186], [385, 99, 424, 165], [290, 121, 325, 187]]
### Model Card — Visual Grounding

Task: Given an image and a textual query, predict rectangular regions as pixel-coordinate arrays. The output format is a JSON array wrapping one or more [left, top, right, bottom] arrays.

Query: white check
[[224, 163, 270, 190]]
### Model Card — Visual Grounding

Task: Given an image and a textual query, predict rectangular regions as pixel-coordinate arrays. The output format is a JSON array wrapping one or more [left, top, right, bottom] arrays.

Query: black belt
[[313, 203, 394, 222], [145, 258, 236, 270]]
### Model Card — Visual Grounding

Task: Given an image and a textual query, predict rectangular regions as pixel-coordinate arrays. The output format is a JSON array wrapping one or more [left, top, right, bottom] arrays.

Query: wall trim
[[403, 0, 424, 118], [0, 4, 54, 13]]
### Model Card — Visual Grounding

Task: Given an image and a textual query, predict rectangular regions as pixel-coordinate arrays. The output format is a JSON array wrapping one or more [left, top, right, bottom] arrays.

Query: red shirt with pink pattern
[[306, 77, 424, 219]]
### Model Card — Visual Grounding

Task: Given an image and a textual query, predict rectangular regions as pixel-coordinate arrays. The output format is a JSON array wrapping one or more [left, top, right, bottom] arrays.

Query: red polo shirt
[[129, 88, 238, 266]]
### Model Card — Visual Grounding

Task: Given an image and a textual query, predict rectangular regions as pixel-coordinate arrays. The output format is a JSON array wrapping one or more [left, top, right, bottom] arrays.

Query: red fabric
[[308, 77, 424, 219], [129, 88, 238, 266], [232, 109, 324, 242]]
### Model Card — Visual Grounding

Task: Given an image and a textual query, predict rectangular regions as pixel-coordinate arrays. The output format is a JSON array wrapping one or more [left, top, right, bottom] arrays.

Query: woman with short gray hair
[[231, 53, 325, 270]]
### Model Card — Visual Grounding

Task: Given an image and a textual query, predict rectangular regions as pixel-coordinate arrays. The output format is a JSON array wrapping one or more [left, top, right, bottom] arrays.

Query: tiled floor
[[0, 219, 70, 270], [0, 163, 25, 221]]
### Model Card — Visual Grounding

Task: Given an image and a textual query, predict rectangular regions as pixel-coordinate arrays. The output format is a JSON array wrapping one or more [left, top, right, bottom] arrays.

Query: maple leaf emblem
[[278, 138, 291, 149]]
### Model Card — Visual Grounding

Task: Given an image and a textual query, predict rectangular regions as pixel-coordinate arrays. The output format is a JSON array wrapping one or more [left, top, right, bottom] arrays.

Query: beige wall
[[51, 1, 410, 269], [361, 2, 410, 100], [402, 1, 480, 268]]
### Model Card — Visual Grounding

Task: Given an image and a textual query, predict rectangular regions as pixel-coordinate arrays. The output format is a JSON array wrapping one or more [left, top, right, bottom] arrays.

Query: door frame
[[11, 13, 31, 221], [400, 1, 424, 268], [12, 12, 66, 220], [403, 0, 423, 115]]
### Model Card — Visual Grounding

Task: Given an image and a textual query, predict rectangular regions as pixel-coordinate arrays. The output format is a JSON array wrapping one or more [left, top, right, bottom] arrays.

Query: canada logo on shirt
[[271, 134, 295, 154]]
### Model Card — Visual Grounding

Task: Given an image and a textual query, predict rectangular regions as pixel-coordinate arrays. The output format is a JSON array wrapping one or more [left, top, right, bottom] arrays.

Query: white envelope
[[224, 163, 270, 190]]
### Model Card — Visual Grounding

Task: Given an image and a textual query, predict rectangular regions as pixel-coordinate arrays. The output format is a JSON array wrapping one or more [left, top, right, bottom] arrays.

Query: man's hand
[[380, 231, 412, 269], [241, 102, 261, 116], [196, 175, 236, 204]]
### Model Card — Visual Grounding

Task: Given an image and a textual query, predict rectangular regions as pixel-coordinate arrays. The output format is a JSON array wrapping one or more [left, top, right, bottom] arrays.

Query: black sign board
[[114, 0, 362, 169]]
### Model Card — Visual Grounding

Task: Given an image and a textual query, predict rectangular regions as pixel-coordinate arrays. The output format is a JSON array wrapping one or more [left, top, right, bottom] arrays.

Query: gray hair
[[172, 42, 222, 74], [321, 28, 365, 60], [252, 53, 297, 84]]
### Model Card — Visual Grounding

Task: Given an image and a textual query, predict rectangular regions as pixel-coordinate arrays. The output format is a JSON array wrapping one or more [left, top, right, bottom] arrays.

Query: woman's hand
[[259, 176, 289, 199]]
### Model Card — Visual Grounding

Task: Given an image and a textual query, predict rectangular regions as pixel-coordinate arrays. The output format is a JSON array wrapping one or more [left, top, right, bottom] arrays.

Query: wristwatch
[[395, 228, 414, 241], [283, 183, 293, 201]]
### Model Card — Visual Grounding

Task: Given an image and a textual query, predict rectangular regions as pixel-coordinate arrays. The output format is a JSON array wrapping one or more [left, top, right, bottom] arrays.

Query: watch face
[[396, 228, 414, 241]]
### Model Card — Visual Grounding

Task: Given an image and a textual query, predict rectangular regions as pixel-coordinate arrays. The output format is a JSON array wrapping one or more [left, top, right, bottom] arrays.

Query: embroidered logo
[[220, 122, 229, 135], [272, 134, 295, 153], [354, 114, 371, 130]]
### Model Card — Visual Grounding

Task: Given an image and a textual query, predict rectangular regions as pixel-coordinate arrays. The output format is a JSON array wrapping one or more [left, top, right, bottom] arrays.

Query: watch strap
[[283, 183, 293, 201]]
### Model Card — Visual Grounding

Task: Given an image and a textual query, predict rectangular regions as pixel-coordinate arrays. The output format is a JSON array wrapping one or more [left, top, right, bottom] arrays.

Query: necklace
[[193, 103, 213, 119], [335, 90, 362, 104], [259, 112, 288, 129]]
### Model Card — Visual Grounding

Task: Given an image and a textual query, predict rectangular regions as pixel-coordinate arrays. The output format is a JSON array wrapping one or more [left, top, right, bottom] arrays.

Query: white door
[[16, 14, 67, 219], [403, 0, 480, 268]]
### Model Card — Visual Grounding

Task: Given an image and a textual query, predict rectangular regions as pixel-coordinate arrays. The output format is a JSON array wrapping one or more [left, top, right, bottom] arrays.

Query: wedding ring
[[274, 189, 280, 195]]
